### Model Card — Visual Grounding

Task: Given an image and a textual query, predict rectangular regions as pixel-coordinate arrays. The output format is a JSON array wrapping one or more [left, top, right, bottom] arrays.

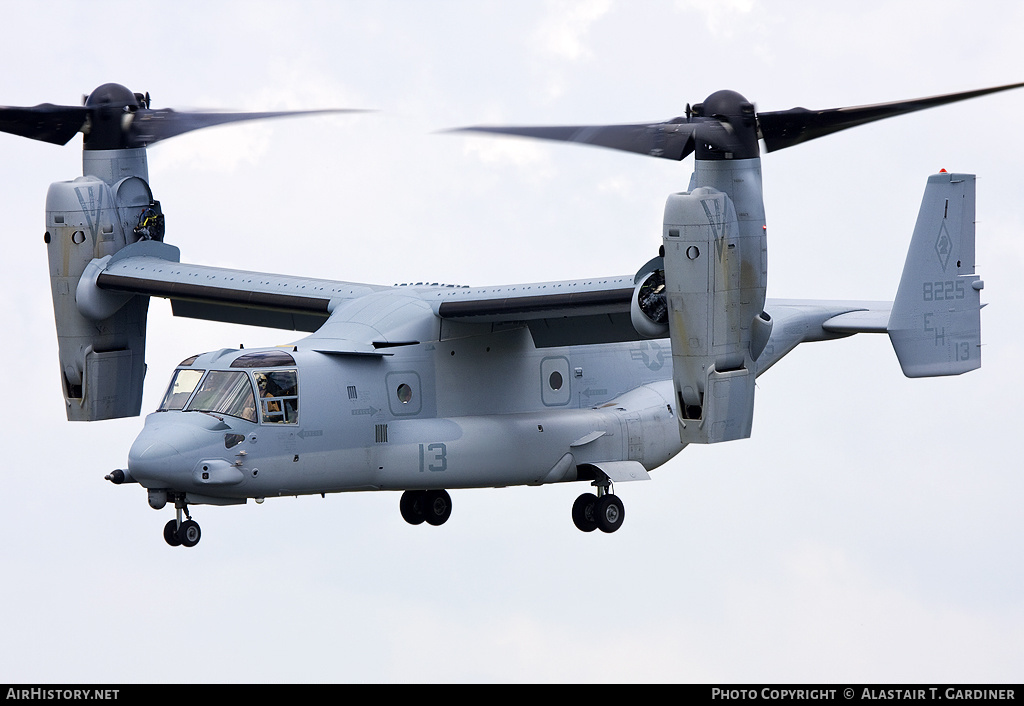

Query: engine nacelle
[[660, 158, 769, 444], [44, 167, 167, 420]]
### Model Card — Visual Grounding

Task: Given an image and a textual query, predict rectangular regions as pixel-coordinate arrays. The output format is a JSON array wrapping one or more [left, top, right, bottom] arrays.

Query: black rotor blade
[[449, 120, 702, 161], [0, 103, 89, 145], [758, 81, 1024, 152], [126, 108, 369, 147]]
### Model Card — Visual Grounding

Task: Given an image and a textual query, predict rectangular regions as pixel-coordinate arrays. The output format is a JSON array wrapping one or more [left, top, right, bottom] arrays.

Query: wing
[[83, 241, 643, 346], [434, 275, 639, 347], [85, 241, 387, 333], [88, 242, 894, 363]]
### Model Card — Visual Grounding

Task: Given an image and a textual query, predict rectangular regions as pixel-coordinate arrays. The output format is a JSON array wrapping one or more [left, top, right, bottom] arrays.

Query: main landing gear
[[400, 489, 452, 526], [163, 499, 201, 548], [572, 481, 625, 533]]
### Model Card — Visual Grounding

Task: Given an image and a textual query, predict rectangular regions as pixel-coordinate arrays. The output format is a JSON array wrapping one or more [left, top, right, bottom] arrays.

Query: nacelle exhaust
[[630, 265, 669, 339]]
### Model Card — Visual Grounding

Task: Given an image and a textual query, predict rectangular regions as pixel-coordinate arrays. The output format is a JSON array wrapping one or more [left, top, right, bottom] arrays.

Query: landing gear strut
[[163, 498, 201, 547], [400, 489, 452, 526], [572, 480, 624, 533]]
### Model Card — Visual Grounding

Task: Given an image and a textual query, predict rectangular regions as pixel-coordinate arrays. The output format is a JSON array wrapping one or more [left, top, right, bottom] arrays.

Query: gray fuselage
[[128, 322, 684, 505]]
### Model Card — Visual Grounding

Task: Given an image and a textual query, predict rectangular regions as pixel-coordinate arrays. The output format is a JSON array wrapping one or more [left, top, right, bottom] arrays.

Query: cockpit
[[158, 349, 299, 424]]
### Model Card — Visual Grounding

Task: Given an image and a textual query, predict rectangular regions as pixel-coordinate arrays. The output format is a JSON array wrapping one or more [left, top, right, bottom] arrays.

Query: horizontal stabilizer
[[822, 309, 889, 333]]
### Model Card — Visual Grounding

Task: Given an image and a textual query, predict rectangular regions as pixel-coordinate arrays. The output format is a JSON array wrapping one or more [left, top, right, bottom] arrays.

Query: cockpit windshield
[[184, 370, 258, 423], [159, 368, 205, 411], [157, 365, 296, 425]]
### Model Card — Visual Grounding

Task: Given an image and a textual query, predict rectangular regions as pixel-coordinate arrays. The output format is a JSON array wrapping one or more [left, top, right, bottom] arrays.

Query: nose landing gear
[[163, 498, 201, 547]]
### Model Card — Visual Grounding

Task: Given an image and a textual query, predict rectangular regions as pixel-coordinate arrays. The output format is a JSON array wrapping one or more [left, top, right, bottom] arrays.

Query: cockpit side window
[[185, 370, 258, 423], [254, 369, 298, 424], [159, 368, 206, 411]]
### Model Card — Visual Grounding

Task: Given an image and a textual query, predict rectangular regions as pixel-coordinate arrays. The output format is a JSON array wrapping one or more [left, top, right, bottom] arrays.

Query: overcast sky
[[2, 0, 1022, 684]]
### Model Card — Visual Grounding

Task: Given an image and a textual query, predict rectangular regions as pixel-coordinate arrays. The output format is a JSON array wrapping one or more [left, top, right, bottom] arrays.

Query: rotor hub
[[84, 83, 140, 112], [691, 90, 759, 160], [694, 90, 754, 121]]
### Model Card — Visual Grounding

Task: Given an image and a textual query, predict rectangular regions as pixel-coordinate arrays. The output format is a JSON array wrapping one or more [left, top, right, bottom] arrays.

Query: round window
[[397, 383, 413, 404], [548, 371, 563, 391]]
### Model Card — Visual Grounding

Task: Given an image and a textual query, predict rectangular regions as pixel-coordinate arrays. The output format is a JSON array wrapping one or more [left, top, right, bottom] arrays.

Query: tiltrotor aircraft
[[3, 81, 1019, 547]]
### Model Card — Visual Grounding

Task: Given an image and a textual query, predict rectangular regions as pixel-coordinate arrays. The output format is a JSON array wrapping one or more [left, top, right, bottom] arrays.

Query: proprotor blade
[[1, 83, 372, 151], [450, 91, 760, 162], [757, 81, 1024, 152], [449, 120, 701, 161], [0, 103, 89, 145], [126, 108, 370, 148]]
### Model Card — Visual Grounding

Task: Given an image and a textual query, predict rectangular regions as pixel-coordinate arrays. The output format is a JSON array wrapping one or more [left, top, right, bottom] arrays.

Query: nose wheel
[[163, 500, 201, 547]]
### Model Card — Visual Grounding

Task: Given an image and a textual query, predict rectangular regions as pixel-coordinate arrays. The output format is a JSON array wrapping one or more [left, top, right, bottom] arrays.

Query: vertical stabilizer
[[888, 172, 982, 377]]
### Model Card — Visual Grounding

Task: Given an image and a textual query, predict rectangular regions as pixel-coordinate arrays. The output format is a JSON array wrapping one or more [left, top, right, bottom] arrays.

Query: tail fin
[[888, 172, 982, 377]]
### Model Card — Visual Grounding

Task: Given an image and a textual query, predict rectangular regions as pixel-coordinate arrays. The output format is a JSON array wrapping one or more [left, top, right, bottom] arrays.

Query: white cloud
[[674, 0, 758, 38], [531, 0, 614, 61], [459, 134, 558, 184]]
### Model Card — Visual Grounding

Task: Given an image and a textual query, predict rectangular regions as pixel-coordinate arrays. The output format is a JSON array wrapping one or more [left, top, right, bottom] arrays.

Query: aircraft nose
[[128, 439, 181, 482], [127, 420, 204, 484]]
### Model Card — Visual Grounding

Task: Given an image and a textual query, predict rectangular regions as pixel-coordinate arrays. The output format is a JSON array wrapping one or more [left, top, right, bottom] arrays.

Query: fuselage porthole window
[[397, 383, 413, 405]]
